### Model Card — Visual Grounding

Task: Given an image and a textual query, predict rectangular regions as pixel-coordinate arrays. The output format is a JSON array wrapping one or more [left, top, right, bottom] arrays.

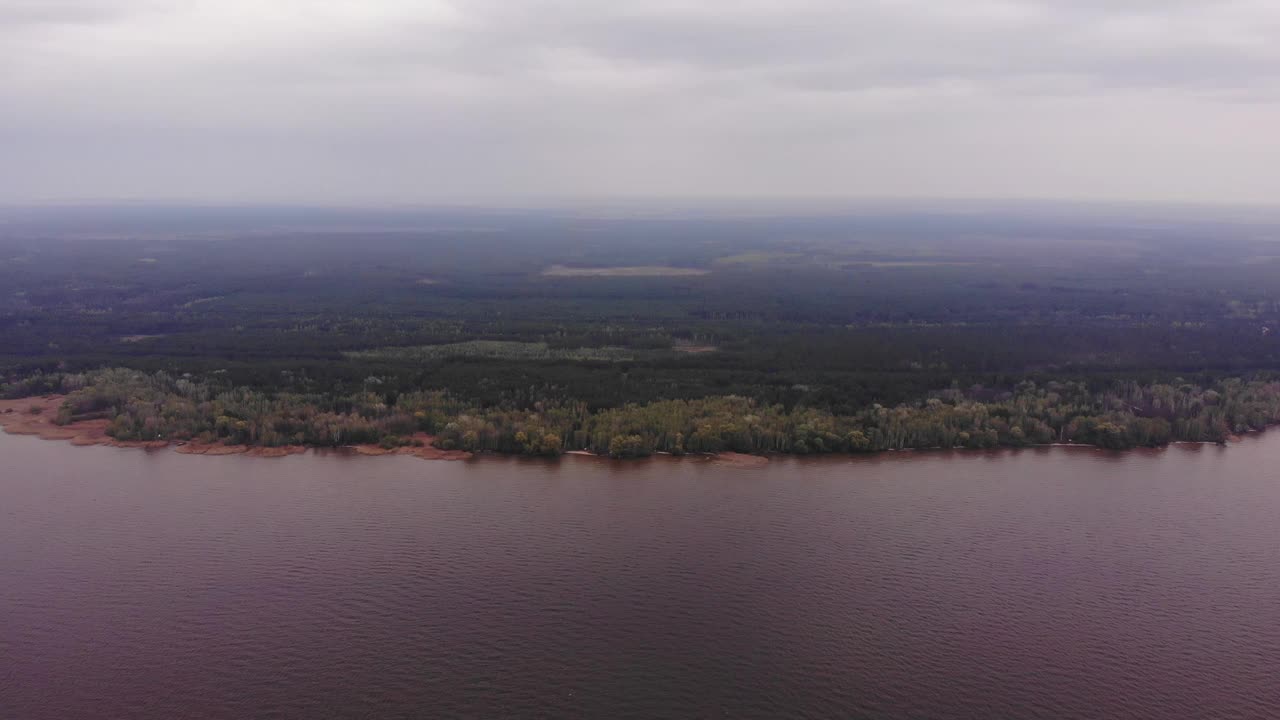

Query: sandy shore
[[174, 443, 308, 458], [563, 448, 770, 466], [345, 433, 472, 461], [0, 395, 167, 448], [710, 451, 771, 467], [0, 396, 471, 461]]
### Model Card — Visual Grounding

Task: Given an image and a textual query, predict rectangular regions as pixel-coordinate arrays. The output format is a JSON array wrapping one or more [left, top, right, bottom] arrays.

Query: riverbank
[[0, 395, 761, 465], [0, 394, 1235, 465], [0, 395, 473, 461]]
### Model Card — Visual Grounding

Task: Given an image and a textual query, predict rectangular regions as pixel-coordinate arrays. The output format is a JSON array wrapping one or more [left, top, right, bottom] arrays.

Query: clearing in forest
[[541, 265, 709, 277], [346, 341, 635, 362]]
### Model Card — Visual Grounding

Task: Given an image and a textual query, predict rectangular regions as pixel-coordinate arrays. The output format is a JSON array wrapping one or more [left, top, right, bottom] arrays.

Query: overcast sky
[[4, 0, 1280, 206]]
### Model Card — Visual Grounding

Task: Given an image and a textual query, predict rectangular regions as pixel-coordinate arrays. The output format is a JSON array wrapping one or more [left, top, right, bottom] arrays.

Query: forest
[[5, 204, 1280, 457], [13, 368, 1279, 457]]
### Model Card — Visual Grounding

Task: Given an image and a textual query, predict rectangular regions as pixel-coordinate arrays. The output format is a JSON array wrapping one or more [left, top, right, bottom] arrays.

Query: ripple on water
[[2, 434, 1280, 719]]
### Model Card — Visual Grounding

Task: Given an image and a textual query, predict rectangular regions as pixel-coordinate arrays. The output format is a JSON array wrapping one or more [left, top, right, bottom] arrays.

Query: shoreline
[[0, 394, 1236, 465], [0, 395, 473, 461]]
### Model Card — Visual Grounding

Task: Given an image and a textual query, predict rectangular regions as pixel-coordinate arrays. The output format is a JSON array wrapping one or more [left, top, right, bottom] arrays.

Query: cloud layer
[[4, 0, 1280, 204]]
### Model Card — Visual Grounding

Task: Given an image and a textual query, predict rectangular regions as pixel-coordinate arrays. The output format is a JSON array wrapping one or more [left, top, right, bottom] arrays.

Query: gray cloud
[[0, 0, 138, 26], [2, 0, 1280, 205]]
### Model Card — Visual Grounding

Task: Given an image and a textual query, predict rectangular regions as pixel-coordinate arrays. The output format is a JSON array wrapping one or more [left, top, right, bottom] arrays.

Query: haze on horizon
[[4, 0, 1280, 208]]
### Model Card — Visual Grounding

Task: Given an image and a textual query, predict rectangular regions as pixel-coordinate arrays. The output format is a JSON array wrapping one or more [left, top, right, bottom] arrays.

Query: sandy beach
[[0, 396, 472, 461]]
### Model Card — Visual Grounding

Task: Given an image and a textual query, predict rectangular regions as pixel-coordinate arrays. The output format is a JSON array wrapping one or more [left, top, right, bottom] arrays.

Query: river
[[3, 431, 1279, 719]]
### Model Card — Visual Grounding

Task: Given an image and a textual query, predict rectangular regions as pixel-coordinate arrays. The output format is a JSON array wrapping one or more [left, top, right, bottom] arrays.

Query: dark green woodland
[[6, 204, 1280, 456]]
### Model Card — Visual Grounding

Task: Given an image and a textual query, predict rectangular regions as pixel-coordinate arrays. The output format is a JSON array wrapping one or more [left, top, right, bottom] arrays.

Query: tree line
[[9, 368, 1280, 458]]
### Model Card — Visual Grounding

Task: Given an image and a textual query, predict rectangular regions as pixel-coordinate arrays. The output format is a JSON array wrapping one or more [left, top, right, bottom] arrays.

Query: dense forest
[[11, 368, 1280, 457], [5, 204, 1280, 457]]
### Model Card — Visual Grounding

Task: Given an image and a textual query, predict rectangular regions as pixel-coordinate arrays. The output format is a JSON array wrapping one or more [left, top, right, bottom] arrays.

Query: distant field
[[179, 296, 224, 308], [541, 265, 710, 277], [673, 341, 718, 353], [346, 341, 635, 363], [713, 251, 803, 266], [847, 261, 980, 268]]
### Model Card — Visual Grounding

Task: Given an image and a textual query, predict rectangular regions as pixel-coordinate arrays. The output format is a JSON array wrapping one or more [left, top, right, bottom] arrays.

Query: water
[[3, 431, 1279, 719]]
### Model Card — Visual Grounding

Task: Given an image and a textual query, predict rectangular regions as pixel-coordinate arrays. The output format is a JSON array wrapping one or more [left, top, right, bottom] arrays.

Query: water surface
[[3, 432, 1279, 719]]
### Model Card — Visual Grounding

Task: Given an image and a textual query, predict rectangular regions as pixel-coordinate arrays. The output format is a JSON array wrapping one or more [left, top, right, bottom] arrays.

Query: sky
[[3, 0, 1280, 206]]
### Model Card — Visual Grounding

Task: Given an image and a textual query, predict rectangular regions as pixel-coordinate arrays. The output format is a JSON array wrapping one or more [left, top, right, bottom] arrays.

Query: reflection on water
[[2, 432, 1277, 719]]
